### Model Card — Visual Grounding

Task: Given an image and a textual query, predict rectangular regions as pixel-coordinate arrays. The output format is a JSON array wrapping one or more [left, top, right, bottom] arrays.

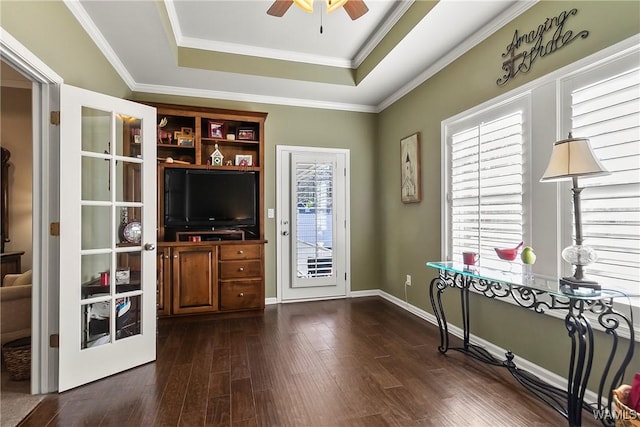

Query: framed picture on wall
[[400, 132, 421, 203]]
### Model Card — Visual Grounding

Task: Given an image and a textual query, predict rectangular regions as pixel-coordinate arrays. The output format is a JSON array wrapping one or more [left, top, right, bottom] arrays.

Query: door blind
[[295, 161, 334, 279], [570, 67, 640, 293], [450, 111, 524, 270]]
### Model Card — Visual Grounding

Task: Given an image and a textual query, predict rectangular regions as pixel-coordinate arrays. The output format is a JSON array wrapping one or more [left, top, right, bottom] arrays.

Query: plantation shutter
[[450, 111, 524, 270], [570, 67, 640, 292]]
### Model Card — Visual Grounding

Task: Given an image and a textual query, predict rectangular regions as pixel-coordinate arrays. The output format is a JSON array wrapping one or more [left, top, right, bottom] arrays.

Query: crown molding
[[63, 0, 536, 113], [376, 0, 538, 113], [165, 0, 407, 69], [352, 0, 414, 68], [133, 82, 377, 113], [178, 35, 354, 69]]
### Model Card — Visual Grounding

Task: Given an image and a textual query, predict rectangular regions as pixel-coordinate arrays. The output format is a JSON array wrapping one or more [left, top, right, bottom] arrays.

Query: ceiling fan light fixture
[[293, 0, 314, 13], [326, 0, 349, 14]]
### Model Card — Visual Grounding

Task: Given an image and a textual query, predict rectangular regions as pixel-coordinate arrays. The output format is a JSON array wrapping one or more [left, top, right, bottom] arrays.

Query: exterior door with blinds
[[277, 147, 349, 301]]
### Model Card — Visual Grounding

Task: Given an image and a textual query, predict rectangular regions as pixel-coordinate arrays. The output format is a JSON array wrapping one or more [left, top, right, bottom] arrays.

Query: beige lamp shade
[[540, 134, 609, 182]]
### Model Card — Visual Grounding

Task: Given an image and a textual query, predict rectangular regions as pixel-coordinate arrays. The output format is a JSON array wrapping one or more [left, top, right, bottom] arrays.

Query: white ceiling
[[68, 0, 534, 112]]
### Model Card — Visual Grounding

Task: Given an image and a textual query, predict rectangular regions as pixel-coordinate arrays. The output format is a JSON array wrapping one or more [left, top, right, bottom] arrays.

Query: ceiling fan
[[267, 0, 369, 21]]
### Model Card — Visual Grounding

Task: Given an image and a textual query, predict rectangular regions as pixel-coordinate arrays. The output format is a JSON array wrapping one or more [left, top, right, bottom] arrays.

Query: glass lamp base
[[561, 245, 598, 266]]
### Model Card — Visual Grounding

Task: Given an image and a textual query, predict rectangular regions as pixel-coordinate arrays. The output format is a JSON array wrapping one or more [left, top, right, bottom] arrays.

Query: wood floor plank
[[230, 378, 255, 423], [19, 297, 604, 427]]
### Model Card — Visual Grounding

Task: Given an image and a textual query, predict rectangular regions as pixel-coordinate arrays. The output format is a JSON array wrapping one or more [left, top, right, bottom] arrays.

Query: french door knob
[[144, 243, 155, 251]]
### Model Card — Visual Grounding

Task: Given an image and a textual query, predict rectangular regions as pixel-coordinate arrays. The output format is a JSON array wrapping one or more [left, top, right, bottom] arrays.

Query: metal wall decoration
[[497, 8, 589, 86]]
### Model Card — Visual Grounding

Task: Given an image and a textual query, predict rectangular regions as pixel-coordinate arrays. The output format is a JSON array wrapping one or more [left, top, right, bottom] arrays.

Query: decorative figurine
[[210, 144, 224, 166]]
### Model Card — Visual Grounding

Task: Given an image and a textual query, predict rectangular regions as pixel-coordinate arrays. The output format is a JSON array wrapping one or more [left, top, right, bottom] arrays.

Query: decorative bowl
[[494, 241, 524, 261]]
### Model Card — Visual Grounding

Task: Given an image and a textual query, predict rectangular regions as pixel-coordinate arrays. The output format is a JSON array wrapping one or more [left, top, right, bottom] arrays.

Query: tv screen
[[164, 168, 257, 229]]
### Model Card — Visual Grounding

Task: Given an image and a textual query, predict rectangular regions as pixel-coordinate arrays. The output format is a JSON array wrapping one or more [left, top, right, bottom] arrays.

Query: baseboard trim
[[350, 289, 601, 404]]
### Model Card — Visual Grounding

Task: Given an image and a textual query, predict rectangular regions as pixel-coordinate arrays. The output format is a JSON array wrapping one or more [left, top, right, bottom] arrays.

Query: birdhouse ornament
[[210, 144, 224, 166]]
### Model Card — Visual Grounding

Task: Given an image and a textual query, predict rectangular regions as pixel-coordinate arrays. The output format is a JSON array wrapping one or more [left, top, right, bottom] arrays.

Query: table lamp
[[540, 133, 609, 290]]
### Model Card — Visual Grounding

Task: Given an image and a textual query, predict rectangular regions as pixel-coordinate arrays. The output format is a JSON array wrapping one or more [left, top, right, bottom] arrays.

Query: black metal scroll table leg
[[429, 273, 449, 353], [566, 303, 594, 427], [461, 280, 471, 351]]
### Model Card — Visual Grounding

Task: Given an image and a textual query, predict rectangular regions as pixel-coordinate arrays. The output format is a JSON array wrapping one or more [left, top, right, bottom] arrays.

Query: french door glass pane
[[295, 161, 334, 279], [82, 156, 110, 201], [81, 107, 110, 154], [81, 301, 111, 349], [81, 206, 111, 250]]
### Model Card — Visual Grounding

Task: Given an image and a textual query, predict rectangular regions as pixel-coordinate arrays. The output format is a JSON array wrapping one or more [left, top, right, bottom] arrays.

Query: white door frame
[[1, 28, 63, 393], [275, 145, 351, 303]]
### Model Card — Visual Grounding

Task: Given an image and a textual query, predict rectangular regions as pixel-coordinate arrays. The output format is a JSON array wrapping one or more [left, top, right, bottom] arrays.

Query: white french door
[[277, 146, 350, 301], [58, 85, 157, 391]]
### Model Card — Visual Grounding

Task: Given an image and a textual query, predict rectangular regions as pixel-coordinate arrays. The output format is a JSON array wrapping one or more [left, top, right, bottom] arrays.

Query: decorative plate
[[122, 221, 142, 244]]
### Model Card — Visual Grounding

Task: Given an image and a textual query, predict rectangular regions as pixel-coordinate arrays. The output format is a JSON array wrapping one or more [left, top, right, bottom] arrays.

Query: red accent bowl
[[494, 241, 524, 261]]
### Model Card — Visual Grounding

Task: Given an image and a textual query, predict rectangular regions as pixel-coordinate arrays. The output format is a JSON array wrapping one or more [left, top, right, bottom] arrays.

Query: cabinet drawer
[[220, 280, 262, 310], [219, 244, 261, 261], [219, 260, 262, 279]]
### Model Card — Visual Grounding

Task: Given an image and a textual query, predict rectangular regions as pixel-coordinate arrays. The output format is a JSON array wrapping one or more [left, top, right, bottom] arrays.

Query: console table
[[426, 261, 637, 427]]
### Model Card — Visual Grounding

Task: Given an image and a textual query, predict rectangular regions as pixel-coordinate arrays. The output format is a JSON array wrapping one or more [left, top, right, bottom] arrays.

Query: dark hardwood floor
[[20, 297, 601, 426]]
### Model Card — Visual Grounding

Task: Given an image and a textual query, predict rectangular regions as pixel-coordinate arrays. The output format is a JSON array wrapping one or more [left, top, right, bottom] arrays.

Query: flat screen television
[[164, 168, 257, 231]]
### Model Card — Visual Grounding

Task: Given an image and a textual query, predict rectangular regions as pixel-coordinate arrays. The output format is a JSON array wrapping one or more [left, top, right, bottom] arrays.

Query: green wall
[[376, 1, 640, 387], [2, 0, 638, 391]]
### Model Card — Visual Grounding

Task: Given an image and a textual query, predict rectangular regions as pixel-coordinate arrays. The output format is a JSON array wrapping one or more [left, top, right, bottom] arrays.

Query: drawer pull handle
[[239, 292, 244, 297], [239, 267, 244, 272], [173, 255, 178, 259], [238, 250, 244, 254]]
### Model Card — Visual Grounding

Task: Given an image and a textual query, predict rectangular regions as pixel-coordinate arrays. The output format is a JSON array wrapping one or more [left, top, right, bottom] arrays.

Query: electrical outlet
[[406, 274, 412, 286]]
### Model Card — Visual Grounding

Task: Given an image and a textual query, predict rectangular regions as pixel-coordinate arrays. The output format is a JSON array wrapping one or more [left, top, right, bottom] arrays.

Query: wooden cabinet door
[[171, 246, 218, 315], [156, 248, 171, 317]]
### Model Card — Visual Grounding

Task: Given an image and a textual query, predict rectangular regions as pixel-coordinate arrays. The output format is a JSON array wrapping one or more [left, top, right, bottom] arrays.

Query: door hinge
[[50, 111, 60, 126], [50, 222, 60, 236], [345, 272, 347, 280], [50, 334, 59, 348]]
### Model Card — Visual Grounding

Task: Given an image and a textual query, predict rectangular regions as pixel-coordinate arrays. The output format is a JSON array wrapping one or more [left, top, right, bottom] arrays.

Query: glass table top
[[426, 261, 640, 300]]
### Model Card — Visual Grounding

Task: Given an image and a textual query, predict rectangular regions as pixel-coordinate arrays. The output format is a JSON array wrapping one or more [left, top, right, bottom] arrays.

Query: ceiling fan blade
[[343, 0, 369, 20], [267, 0, 294, 17]]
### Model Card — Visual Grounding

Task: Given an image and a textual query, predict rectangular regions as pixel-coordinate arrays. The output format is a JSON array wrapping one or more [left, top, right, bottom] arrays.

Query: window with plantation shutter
[[567, 66, 640, 294], [448, 102, 527, 272]]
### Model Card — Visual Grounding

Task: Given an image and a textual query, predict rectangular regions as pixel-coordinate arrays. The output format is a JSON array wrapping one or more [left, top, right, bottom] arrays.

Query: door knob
[[144, 243, 155, 251], [282, 231, 289, 236]]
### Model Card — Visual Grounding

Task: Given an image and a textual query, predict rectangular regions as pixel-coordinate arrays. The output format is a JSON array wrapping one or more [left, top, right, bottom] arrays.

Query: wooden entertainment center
[[146, 102, 267, 317]]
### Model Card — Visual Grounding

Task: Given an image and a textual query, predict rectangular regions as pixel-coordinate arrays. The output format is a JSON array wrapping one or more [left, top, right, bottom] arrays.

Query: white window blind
[[570, 67, 640, 293], [450, 111, 524, 270], [295, 161, 334, 279]]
